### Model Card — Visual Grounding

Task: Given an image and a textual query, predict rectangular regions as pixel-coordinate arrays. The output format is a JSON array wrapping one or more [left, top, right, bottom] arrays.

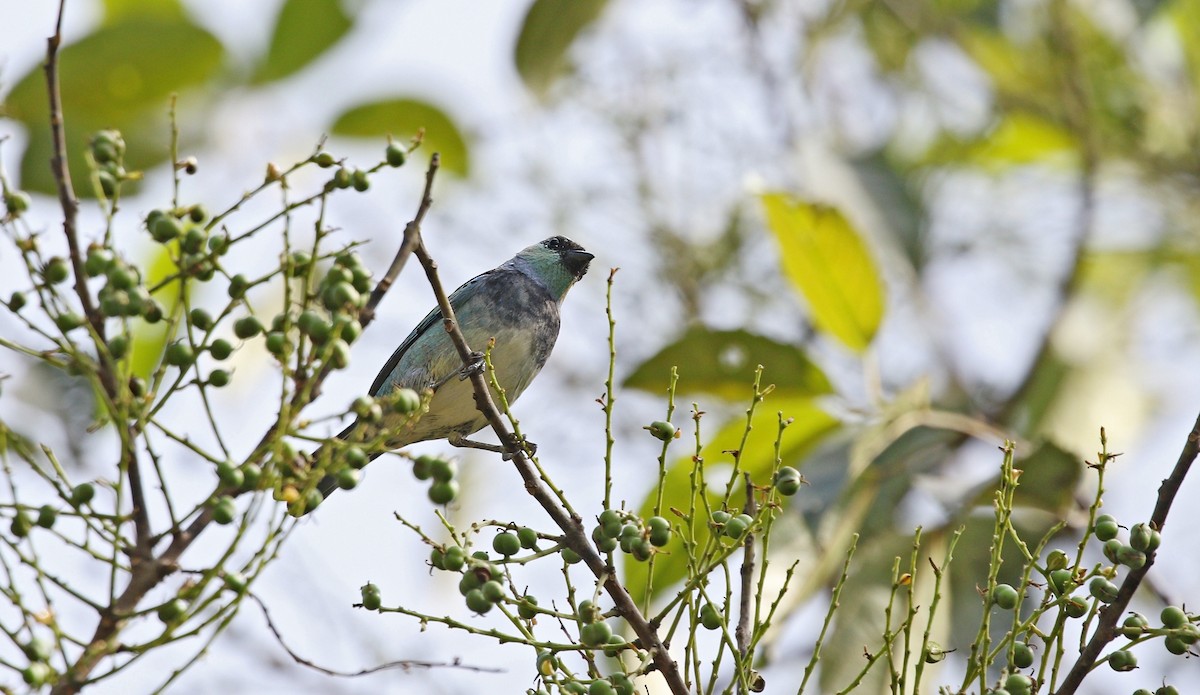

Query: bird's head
[[510, 236, 593, 300]]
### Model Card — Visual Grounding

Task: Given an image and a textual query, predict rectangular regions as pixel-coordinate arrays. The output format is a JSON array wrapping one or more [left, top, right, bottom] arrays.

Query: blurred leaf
[[923, 112, 1077, 170], [3, 18, 223, 195], [1168, 0, 1200, 89], [1012, 441, 1082, 513], [623, 327, 832, 400], [514, 0, 607, 98], [130, 246, 184, 381], [862, 4, 914, 71], [103, 0, 184, 22], [958, 28, 1055, 102], [253, 0, 352, 83], [851, 152, 925, 271], [761, 193, 885, 352], [331, 98, 469, 176], [625, 398, 839, 606]]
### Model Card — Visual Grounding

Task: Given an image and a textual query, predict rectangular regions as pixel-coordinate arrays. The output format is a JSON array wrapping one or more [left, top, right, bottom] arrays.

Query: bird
[[310, 235, 593, 502]]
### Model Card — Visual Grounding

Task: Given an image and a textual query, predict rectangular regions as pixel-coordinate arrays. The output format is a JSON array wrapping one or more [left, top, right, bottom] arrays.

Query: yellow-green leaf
[[761, 194, 885, 352], [514, 0, 607, 98], [253, 0, 352, 84], [103, 0, 184, 23], [331, 99, 469, 176], [129, 246, 185, 381], [623, 328, 832, 400], [3, 18, 223, 195], [624, 398, 839, 607]]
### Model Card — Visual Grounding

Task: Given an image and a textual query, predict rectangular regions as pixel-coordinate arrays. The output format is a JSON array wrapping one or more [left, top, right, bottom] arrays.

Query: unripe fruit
[[992, 584, 1019, 610], [212, 496, 237, 525], [646, 420, 675, 441], [70, 482, 96, 507], [385, 142, 407, 167], [465, 588, 492, 614], [428, 480, 459, 504], [579, 621, 612, 646], [234, 316, 263, 339], [360, 582, 381, 610], [493, 532, 521, 556]]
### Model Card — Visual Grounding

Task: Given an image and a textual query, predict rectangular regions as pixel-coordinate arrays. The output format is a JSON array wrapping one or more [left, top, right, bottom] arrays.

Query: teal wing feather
[[368, 270, 492, 397]]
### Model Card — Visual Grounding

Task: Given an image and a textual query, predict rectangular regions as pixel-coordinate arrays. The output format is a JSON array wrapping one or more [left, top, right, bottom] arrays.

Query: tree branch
[[1055, 410, 1200, 694]]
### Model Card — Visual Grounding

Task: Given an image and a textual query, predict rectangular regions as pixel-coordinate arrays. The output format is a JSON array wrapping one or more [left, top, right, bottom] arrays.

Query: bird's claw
[[501, 435, 536, 461], [458, 351, 486, 381]]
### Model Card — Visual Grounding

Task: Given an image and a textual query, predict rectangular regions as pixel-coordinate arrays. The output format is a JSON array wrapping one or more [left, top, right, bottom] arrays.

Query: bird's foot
[[458, 351, 486, 381], [446, 432, 536, 460]]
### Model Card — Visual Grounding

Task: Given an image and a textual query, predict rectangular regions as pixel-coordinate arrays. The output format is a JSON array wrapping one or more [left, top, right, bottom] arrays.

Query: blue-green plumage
[[316, 236, 592, 500]]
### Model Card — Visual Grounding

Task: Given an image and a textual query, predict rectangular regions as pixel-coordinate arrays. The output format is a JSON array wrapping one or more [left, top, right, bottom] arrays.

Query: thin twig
[[248, 593, 501, 677], [1055, 410, 1200, 694], [735, 473, 755, 692]]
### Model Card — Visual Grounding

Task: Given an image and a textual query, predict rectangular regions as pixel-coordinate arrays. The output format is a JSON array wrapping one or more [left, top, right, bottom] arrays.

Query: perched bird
[[313, 236, 593, 500]]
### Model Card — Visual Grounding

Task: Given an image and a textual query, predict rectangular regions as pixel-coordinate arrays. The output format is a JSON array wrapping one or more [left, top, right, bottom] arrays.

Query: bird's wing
[[367, 270, 492, 397]]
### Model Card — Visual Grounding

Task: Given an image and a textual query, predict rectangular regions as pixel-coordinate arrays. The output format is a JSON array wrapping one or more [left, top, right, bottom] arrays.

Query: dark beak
[[565, 249, 594, 279]]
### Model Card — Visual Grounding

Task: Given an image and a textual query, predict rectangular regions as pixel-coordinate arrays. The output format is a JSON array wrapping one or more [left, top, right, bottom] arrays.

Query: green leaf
[[129, 245, 185, 382], [965, 112, 1077, 168], [624, 398, 839, 607], [331, 99, 469, 176], [623, 327, 832, 400], [253, 0, 352, 84], [760, 193, 885, 352], [1011, 442, 1083, 513], [103, 0, 184, 23], [3, 18, 224, 195], [513, 0, 607, 98]]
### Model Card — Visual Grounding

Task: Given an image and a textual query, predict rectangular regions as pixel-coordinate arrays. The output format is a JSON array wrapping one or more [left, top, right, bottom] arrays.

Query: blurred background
[[2, 0, 1199, 692]]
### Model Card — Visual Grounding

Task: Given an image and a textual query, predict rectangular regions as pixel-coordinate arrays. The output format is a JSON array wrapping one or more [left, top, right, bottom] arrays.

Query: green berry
[[209, 339, 233, 360], [589, 681, 615, 695], [332, 168, 352, 189], [1011, 641, 1034, 668], [157, 597, 188, 623], [151, 215, 182, 242], [1064, 596, 1088, 618], [314, 151, 336, 168], [189, 308, 213, 331], [1129, 523, 1153, 552], [430, 457, 457, 482], [328, 338, 351, 369], [234, 316, 263, 339], [646, 420, 676, 441], [992, 583, 1019, 610], [36, 505, 57, 529], [518, 595, 539, 619], [493, 532, 521, 556], [1004, 673, 1032, 695], [385, 142, 407, 167], [43, 257, 69, 284], [723, 517, 748, 539], [411, 455, 434, 480], [604, 635, 628, 659], [443, 546, 466, 571], [481, 579, 505, 603], [561, 547, 581, 564], [4, 190, 31, 216], [337, 446, 366, 471], [1120, 613, 1149, 638], [216, 459, 243, 487], [1161, 606, 1187, 629], [1088, 577, 1119, 603], [428, 480, 459, 505], [1102, 538, 1123, 564], [711, 510, 731, 525], [351, 169, 370, 192], [774, 466, 803, 496], [10, 511, 32, 538], [1045, 549, 1069, 571], [360, 582, 381, 610], [107, 334, 129, 360], [579, 621, 612, 647], [536, 651, 557, 677], [1116, 545, 1146, 569], [288, 251, 312, 277], [55, 312, 84, 332], [390, 388, 421, 414], [265, 331, 288, 356], [1107, 648, 1137, 671], [336, 468, 361, 490], [8, 291, 27, 312], [465, 588, 492, 614], [1049, 568, 1074, 595], [240, 463, 263, 491], [700, 603, 722, 630], [1093, 514, 1119, 542], [223, 571, 248, 593], [69, 482, 96, 507], [212, 496, 237, 525], [165, 342, 195, 367], [517, 526, 539, 550]]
